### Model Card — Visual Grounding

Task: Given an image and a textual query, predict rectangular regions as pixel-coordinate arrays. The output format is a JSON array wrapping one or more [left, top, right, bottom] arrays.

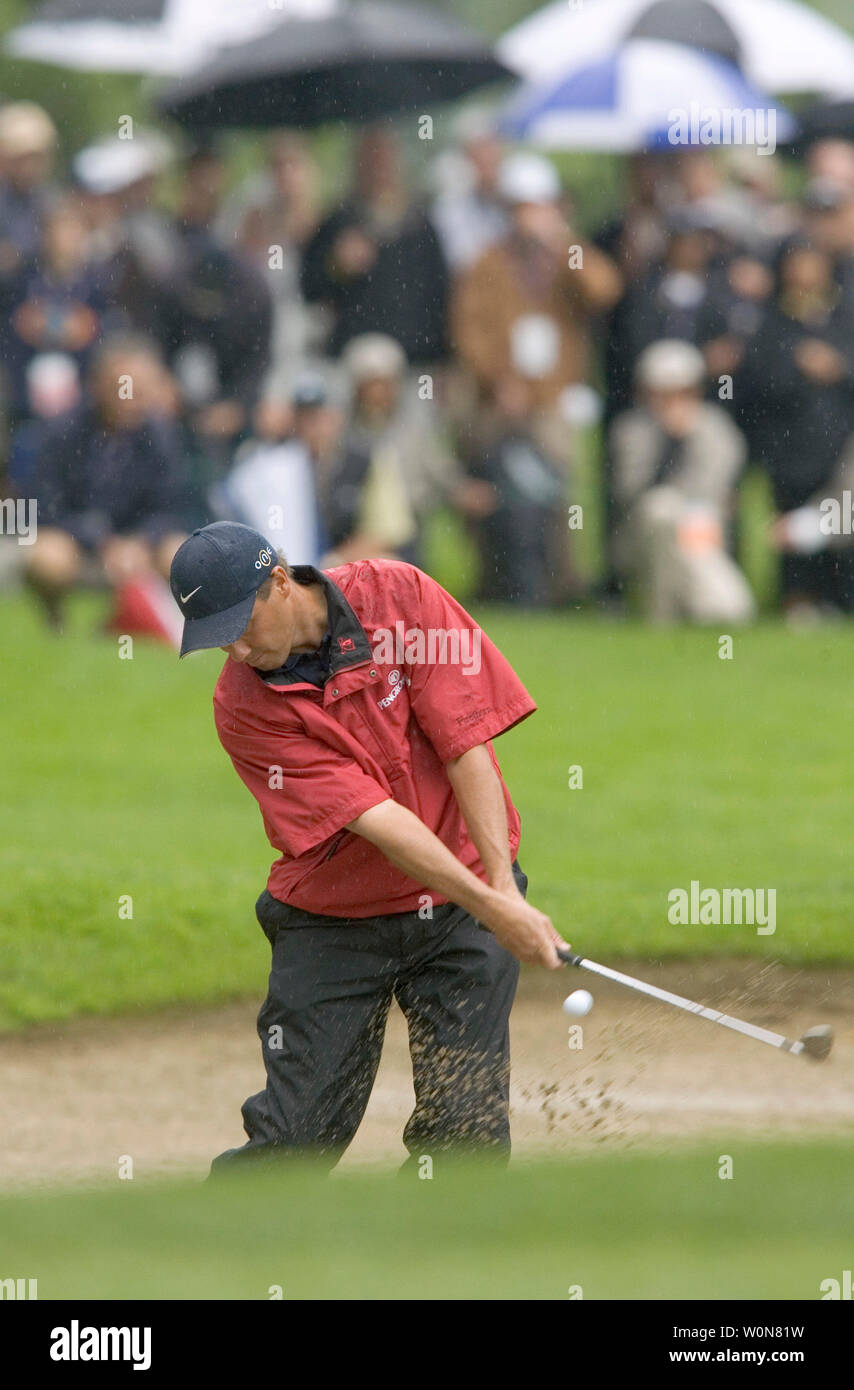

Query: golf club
[[557, 949, 833, 1061]]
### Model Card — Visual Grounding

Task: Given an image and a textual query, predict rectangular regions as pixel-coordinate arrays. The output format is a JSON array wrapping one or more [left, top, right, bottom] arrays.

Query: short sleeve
[[217, 717, 391, 859], [404, 568, 537, 763]]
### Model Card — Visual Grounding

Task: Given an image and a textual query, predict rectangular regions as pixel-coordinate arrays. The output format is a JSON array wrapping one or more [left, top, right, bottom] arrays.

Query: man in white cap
[[72, 127, 180, 349], [608, 339, 755, 623], [452, 151, 621, 601], [454, 152, 621, 423]]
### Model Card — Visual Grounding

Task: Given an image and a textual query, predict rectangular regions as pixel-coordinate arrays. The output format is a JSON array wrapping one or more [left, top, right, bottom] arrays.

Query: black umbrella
[[156, 1, 512, 129]]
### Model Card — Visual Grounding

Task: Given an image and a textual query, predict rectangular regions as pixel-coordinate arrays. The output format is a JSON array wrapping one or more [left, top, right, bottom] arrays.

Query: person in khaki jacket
[[609, 340, 755, 624], [451, 152, 621, 601], [452, 152, 622, 443]]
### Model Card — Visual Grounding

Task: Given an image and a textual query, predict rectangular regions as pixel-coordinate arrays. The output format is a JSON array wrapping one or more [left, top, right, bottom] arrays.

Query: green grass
[[503, 612, 854, 960], [0, 591, 272, 1029], [2, 587, 853, 1032], [0, 1141, 850, 1299]]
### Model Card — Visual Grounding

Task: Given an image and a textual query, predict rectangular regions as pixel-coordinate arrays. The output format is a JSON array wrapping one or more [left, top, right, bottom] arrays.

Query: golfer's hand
[[482, 894, 567, 970]]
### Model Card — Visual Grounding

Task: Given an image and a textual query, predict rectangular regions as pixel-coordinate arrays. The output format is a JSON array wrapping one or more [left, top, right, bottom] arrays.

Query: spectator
[[601, 181, 776, 601], [699, 251, 775, 388], [619, 210, 723, 374], [321, 333, 491, 569], [597, 153, 674, 291], [452, 152, 621, 448], [301, 125, 449, 364], [609, 340, 753, 623], [687, 155, 791, 386], [737, 238, 854, 611], [0, 102, 57, 304], [725, 148, 800, 248], [664, 148, 781, 261], [771, 431, 854, 617], [224, 132, 320, 254], [452, 152, 621, 600], [224, 132, 324, 401], [431, 107, 509, 273], [596, 153, 677, 425], [4, 194, 106, 425], [803, 177, 854, 308], [322, 334, 424, 565], [466, 374, 568, 607], [215, 372, 338, 567], [161, 146, 274, 479], [73, 129, 179, 347], [595, 149, 779, 413], [806, 138, 854, 193], [739, 236, 854, 611], [595, 152, 680, 600], [25, 334, 191, 637]]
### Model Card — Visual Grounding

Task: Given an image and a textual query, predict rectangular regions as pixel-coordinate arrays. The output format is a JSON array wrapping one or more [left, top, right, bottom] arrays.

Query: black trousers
[[210, 861, 526, 1174]]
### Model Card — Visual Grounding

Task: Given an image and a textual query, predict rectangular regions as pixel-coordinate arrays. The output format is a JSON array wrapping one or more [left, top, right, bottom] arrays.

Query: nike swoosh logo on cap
[[180, 586, 202, 604]]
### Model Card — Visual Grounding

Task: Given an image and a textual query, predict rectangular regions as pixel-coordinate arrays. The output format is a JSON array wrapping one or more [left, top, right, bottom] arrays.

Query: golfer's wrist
[[487, 867, 521, 896], [461, 881, 510, 928]]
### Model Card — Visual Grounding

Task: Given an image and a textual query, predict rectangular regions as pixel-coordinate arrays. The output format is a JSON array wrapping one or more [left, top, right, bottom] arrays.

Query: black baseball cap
[[170, 522, 278, 657]]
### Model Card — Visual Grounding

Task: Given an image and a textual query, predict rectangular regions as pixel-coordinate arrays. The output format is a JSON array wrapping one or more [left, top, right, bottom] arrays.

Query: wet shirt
[[213, 558, 537, 917]]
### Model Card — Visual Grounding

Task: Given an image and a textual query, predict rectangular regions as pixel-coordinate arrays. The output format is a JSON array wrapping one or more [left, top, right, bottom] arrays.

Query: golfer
[[170, 521, 567, 1173]]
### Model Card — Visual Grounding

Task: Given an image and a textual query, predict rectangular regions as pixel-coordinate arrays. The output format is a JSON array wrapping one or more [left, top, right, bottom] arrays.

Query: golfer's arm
[[444, 743, 518, 892], [344, 798, 502, 922]]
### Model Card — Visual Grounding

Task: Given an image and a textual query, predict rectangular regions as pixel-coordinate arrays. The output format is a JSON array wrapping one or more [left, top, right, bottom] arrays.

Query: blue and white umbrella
[[499, 38, 795, 153], [499, 0, 854, 100]]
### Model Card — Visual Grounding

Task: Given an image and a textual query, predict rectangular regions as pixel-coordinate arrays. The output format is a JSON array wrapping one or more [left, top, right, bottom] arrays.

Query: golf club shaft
[[557, 950, 806, 1056]]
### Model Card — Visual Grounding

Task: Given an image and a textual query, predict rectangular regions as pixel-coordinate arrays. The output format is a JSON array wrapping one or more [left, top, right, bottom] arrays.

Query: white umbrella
[[5, 0, 332, 76], [500, 0, 854, 98], [499, 38, 795, 153]]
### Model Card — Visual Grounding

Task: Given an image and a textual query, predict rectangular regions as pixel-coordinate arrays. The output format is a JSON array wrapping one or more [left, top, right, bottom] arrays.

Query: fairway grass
[[0, 1141, 850, 1300], [2, 590, 853, 1030]]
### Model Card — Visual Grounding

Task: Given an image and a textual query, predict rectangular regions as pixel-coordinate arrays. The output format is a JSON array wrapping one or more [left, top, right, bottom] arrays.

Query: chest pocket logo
[[377, 670, 409, 711]]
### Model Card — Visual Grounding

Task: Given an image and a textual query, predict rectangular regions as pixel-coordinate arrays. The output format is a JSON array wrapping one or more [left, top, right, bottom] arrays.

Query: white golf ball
[[563, 989, 594, 1018]]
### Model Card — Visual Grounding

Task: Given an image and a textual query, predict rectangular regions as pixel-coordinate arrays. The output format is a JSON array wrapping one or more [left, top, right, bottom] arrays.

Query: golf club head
[[800, 1025, 833, 1061]]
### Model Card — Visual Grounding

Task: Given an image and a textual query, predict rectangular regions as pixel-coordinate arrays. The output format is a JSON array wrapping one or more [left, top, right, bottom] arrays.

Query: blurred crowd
[[4, 96, 854, 636]]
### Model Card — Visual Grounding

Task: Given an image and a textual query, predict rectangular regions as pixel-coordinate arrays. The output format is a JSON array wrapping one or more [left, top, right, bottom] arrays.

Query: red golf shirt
[[213, 558, 537, 917]]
